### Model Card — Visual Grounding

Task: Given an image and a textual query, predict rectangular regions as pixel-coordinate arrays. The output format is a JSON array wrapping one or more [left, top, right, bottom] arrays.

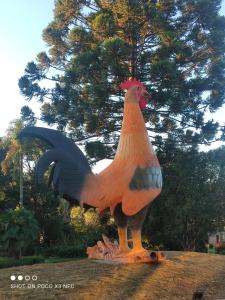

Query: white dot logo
[[18, 275, 23, 281], [10, 275, 16, 281], [32, 275, 37, 281], [25, 275, 30, 281]]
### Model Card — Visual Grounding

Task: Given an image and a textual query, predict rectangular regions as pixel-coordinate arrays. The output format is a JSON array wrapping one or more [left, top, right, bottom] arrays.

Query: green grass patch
[[44, 256, 84, 263], [0, 256, 45, 269], [0, 255, 85, 269]]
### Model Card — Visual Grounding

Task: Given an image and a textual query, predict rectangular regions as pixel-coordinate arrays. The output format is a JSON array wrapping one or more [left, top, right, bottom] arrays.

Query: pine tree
[[19, 0, 225, 161]]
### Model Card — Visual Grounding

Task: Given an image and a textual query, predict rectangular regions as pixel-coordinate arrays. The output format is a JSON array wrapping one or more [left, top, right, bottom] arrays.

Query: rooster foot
[[128, 248, 150, 258], [113, 247, 131, 258]]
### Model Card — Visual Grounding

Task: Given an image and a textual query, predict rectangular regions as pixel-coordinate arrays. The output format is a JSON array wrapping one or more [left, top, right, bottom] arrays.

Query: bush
[[40, 244, 86, 258], [57, 245, 86, 257], [42, 215, 64, 245], [209, 244, 214, 249], [39, 207, 116, 258], [0, 256, 44, 269], [0, 207, 39, 258], [216, 245, 225, 255]]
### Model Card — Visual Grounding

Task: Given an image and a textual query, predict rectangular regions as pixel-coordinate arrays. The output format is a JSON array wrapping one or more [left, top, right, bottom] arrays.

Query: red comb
[[119, 78, 144, 90]]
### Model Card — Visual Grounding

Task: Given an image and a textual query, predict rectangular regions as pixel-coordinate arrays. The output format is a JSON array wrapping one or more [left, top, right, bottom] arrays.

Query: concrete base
[[86, 234, 165, 263], [108, 251, 165, 263]]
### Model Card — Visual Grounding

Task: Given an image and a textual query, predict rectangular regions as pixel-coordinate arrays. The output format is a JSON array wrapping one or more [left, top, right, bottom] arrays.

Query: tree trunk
[[19, 152, 23, 207]]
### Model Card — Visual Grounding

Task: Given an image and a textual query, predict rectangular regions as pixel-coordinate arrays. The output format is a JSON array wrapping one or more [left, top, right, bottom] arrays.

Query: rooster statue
[[18, 79, 162, 261]]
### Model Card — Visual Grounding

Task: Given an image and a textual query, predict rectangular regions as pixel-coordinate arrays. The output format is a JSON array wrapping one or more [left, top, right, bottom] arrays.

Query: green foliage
[[0, 120, 65, 249], [18, 0, 225, 156], [20, 106, 36, 126], [217, 248, 225, 255], [0, 120, 37, 212], [71, 207, 106, 235], [70, 207, 86, 232], [85, 141, 108, 161], [42, 215, 64, 245], [144, 145, 225, 251], [41, 245, 86, 258], [69, 207, 116, 249], [0, 207, 39, 258]]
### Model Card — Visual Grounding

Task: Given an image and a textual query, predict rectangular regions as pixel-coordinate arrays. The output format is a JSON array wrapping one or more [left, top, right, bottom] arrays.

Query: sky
[[0, 0, 55, 135], [0, 0, 225, 158]]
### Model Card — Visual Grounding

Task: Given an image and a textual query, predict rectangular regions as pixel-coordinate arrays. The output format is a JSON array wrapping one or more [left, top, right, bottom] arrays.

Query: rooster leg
[[117, 227, 130, 255], [113, 204, 130, 256], [130, 229, 146, 253], [128, 205, 149, 256]]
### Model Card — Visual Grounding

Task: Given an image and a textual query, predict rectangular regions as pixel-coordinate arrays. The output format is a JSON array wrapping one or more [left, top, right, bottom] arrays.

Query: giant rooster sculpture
[[19, 79, 162, 260]]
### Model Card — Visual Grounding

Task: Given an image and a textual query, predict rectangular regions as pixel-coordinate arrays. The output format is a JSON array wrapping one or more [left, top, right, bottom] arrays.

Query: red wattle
[[139, 97, 147, 110]]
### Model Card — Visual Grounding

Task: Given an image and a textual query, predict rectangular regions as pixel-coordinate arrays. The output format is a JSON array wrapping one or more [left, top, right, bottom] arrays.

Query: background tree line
[[0, 0, 225, 258], [0, 121, 224, 257]]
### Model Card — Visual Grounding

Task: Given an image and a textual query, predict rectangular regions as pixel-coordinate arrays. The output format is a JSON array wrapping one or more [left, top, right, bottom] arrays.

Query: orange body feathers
[[80, 100, 161, 216]]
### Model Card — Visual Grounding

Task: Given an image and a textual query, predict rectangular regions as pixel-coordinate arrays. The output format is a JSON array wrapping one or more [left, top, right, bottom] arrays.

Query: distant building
[[209, 230, 225, 248]]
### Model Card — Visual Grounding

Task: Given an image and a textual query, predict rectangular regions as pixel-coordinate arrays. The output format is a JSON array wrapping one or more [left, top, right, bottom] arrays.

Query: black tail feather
[[18, 126, 91, 172], [18, 126, 92, 204]]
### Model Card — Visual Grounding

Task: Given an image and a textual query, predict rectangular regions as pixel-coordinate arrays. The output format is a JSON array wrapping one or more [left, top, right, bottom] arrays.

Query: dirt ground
[[0, 251, 225, 300]]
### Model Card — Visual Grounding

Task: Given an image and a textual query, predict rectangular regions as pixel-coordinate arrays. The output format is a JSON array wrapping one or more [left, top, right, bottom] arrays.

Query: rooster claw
[[113, 249, 131, 258], [127, 248, 150, 258]]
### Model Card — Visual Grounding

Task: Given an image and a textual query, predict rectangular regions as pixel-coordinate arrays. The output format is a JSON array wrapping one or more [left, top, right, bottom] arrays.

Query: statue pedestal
[[87, 235, 165, 263]]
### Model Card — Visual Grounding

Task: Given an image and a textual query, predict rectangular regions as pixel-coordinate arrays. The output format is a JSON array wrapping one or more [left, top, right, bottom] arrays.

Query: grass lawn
[[0, 256, 84, 268], [0, 256, 45, 269], [0, 251, 225, 299], [44, 257, 84, 264]]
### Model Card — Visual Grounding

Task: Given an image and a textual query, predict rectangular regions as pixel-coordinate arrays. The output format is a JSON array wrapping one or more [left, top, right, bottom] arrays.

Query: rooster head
[[119, 79, 150, 110]]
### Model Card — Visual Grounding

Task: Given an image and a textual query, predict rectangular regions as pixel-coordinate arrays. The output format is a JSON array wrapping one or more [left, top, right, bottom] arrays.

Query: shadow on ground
[[0, 251, 225, 300]]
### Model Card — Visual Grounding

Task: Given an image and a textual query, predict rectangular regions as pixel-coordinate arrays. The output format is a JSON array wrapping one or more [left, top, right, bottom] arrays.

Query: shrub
[[40, 244, 86, 258], [0, 207, 39, 258], [216, 244, 225, 254], [57, 245, 86, 257], [42, 215, 64, 245]]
